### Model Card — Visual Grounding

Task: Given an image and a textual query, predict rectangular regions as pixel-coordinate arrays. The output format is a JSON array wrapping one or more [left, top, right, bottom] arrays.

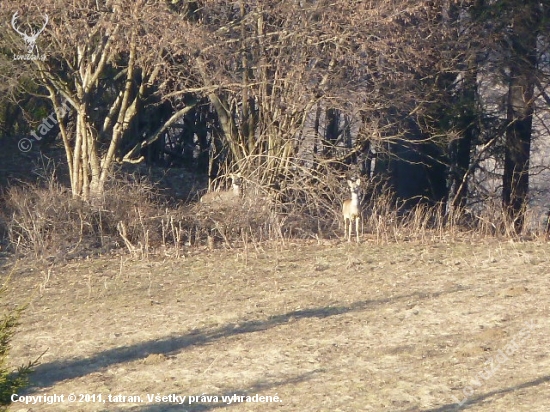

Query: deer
[[342, 178, 361, 243], [200, 173, 243, 204], [11, 12, 49, 56]]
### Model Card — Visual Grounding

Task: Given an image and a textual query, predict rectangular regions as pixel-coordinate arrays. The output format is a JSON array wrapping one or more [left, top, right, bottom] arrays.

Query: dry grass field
[[3, 237, 550, 411]]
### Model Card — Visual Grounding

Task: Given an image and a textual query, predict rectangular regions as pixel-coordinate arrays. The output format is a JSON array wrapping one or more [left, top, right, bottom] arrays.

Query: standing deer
[[200, 173, 243, 204], [342, 178, 361, 243]]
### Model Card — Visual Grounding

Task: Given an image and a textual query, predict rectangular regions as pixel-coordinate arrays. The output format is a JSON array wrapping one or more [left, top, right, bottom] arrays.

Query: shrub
[[0, 284, 35, 410]]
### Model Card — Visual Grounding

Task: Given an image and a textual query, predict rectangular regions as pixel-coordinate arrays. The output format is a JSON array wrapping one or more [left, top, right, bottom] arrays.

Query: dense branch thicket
[[0, 0, 550, 247]]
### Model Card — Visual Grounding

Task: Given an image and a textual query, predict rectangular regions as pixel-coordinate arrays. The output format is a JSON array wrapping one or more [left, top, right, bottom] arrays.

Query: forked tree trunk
[[43, 28, 147, 201]]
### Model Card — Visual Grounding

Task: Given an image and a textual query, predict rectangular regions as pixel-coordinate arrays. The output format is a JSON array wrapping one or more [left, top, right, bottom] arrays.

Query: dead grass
[[2, 237, 550, 411], [4, 161, 550, 265]]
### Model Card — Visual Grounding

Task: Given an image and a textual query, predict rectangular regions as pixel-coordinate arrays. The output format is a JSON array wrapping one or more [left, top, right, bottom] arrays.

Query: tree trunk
[[323, 108, 340, 157], [502, 1, 540, 233], [448, 53, 478, 211]]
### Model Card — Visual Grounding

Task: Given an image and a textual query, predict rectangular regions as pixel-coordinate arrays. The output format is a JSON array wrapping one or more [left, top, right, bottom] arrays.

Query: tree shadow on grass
[[26, 285, 468, 392], [404, 374, 550, 412]]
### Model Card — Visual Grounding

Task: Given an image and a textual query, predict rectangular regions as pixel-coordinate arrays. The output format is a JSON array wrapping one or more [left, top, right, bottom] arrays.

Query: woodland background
[[0, 0, 550, 255]]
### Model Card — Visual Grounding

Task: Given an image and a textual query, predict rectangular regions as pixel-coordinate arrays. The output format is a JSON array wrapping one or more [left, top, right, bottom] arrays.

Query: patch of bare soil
[[3, 238, 550, 411]]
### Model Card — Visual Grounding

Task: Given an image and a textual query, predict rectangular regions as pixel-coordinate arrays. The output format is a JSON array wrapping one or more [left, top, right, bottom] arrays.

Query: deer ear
[[347, 180, 353, 187], [355, 178, 361, 185]]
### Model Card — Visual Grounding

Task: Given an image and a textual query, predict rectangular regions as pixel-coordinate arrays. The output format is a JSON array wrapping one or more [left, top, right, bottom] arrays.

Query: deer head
[[11, 11, 49, 55]]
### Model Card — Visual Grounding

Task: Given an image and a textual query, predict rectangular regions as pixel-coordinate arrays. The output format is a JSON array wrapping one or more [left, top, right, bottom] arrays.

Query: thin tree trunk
[[448, 53, 477, 211]]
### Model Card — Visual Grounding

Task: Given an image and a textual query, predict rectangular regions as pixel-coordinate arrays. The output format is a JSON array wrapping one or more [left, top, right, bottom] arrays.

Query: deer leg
[[344, 218, 347, 241]]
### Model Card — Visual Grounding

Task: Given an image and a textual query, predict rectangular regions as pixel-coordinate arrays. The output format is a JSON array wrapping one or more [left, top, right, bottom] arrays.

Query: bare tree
[[187, 1, 395, 183], [0, 1, 202, 200]]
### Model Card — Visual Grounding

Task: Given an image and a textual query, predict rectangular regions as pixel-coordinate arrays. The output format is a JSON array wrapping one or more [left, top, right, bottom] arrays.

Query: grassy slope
[[4, 239, 550, 411]]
